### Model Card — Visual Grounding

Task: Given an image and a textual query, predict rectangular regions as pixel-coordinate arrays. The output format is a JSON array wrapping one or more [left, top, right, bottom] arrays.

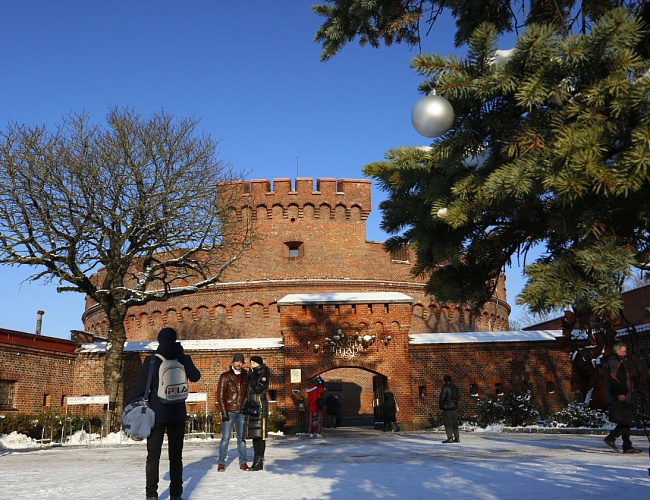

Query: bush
[[550, 402, 608, 428], [474, 391, 540, 427], [268, 406, 286, 433], [0, 412, 103, 441], [474, 398, 505, 427], [502, 391, 540, 427]]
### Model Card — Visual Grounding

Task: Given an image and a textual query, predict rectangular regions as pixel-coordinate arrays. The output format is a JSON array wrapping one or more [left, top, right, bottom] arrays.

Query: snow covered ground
[[1, 428, 649, 499]]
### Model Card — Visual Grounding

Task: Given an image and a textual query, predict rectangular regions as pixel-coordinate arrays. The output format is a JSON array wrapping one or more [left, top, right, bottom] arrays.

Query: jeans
[[146, 421, 185, 499], [218, 411, 247, 464]]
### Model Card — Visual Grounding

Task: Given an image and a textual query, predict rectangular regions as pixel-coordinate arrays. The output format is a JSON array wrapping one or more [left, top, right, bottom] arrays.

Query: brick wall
[[0, 329, 76, 414], [409, 341, 574, 427], [81, 178, 511, 340]]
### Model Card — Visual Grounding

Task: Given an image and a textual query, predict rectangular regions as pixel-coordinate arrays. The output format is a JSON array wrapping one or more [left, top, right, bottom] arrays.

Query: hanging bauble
[[411, 94, 454, 138]]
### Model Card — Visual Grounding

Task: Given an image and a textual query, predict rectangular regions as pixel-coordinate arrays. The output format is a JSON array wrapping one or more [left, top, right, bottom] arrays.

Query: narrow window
[[268, 389, 277, 402], [418, 385, 427, 399], [390, 245, 409, 262], [495, 383, 504, 396], [469, 384, 479, 397], [0, 380, 16, 408], [546, 381, 555, 394], [285, 240, 303, 259]]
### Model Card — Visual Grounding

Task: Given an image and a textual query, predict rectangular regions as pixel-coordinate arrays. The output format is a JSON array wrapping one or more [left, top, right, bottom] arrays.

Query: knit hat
[[443, 375, 452, 382], [232, 353, 244, 363], [157, 327, 177, 344], [250, 355, 263, 365]]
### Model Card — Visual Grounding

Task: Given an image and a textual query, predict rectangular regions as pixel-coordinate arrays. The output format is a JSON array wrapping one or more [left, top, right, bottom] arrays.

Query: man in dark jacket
[[603, 342, 641, 453], [127, 327, 201, 500], [439, 375, 460, 443], [216, 353, 249, 471], [382, 389, 399, 432]]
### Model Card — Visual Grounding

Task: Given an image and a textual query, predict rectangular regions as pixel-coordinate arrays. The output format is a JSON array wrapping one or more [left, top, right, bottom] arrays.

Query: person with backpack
[[216, 353, 249, 471], [126, 327, 201, 500], [439, 375, 460, 443], [306, 375, 325, 438]]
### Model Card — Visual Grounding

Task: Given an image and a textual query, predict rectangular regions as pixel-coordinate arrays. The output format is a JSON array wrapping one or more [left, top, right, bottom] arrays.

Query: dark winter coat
[[439, 382, 460, 411], [126, 341, 201, 424], [604, 353, 631, 404], [383, 391, 398, 423], [244, 364, 270, 440], [216, 366, 249, 416], [324, 393, 342, 417]]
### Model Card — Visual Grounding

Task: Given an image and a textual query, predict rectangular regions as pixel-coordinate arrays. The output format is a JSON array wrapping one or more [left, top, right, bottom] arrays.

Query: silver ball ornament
[[411, 94, 454, 138]]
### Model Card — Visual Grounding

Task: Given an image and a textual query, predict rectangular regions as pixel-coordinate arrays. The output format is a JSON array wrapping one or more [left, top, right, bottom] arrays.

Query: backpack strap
[[155, 353, 166, 362], [144, 356, 157, 403]]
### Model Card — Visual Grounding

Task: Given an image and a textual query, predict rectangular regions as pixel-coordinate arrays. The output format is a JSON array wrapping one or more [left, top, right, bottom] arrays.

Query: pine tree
[[364, 8, 650, 318], [312, 1, 645, 61]]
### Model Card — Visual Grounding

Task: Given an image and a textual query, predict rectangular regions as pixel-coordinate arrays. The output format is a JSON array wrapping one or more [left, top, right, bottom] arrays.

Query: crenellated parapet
[[224, 178, 372, 221]]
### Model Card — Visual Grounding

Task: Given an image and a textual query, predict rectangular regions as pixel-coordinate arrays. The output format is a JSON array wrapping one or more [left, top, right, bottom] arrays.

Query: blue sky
[[0, 1, 529, 337]]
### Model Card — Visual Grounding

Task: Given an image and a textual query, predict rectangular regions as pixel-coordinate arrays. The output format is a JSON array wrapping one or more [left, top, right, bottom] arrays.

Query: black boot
[[250, 456, 264, 471]]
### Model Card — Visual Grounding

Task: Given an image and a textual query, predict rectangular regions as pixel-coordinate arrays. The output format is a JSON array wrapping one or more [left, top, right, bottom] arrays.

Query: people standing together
[[127, 329, 272, 499], [128, 329, 644, 499], [216, 352, 271, 471]]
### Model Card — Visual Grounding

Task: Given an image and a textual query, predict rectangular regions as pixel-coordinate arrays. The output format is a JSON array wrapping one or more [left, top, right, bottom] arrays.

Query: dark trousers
[[253, 437, 266, 459], [442, 409, 459, 440], [146, 421, 185, 498], [606, 424, 633, 450]]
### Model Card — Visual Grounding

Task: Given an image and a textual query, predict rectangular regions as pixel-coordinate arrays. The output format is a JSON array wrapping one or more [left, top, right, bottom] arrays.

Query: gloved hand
[[221, 412, 229, 422]]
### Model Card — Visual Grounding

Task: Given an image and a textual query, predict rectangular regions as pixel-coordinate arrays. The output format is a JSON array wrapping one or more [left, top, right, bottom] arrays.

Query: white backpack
[[155, 354, 189, 404]]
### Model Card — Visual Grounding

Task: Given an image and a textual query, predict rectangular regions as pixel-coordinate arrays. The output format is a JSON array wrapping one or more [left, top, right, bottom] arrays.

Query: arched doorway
[[313, 367, 387, 428]]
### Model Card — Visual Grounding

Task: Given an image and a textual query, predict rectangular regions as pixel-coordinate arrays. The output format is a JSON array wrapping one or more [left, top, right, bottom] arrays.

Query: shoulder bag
[[243, 400, 260, 417], [122, 357, 157, 438]]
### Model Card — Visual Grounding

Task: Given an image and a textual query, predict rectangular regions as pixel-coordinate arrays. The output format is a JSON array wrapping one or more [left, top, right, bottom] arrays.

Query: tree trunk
[[102, 303, 127, 433]]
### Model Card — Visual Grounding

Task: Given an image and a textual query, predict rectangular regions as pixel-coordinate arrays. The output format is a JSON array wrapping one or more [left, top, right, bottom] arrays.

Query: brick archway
[[279, 292, 414, 430]]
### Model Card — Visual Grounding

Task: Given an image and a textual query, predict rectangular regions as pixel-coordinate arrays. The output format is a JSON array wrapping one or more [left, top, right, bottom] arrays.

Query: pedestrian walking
[[439, 375, 460, 443]]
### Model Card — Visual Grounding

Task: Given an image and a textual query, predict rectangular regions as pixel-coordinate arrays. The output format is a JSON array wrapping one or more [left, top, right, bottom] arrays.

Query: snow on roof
[[77, 338, 283, 353], [618, 322, 650, 335], [409, 330, 563, 344], [277, 292, 412, 305]]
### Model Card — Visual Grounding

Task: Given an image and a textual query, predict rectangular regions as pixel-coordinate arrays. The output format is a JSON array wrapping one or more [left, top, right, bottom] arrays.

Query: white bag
[[122, 398, 155, 438]]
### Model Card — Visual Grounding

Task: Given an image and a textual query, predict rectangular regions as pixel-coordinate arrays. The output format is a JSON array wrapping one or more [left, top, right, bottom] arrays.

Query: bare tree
[[0, 107, 252, 428]]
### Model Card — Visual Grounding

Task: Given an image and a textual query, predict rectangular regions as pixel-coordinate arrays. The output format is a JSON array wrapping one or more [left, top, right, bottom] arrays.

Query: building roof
[[77, 331, 567, 352], [409, 330, 564, 344], [0, 327, 77, 353], [77, 337, 284, 353], [277, 292, 413, 305]]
